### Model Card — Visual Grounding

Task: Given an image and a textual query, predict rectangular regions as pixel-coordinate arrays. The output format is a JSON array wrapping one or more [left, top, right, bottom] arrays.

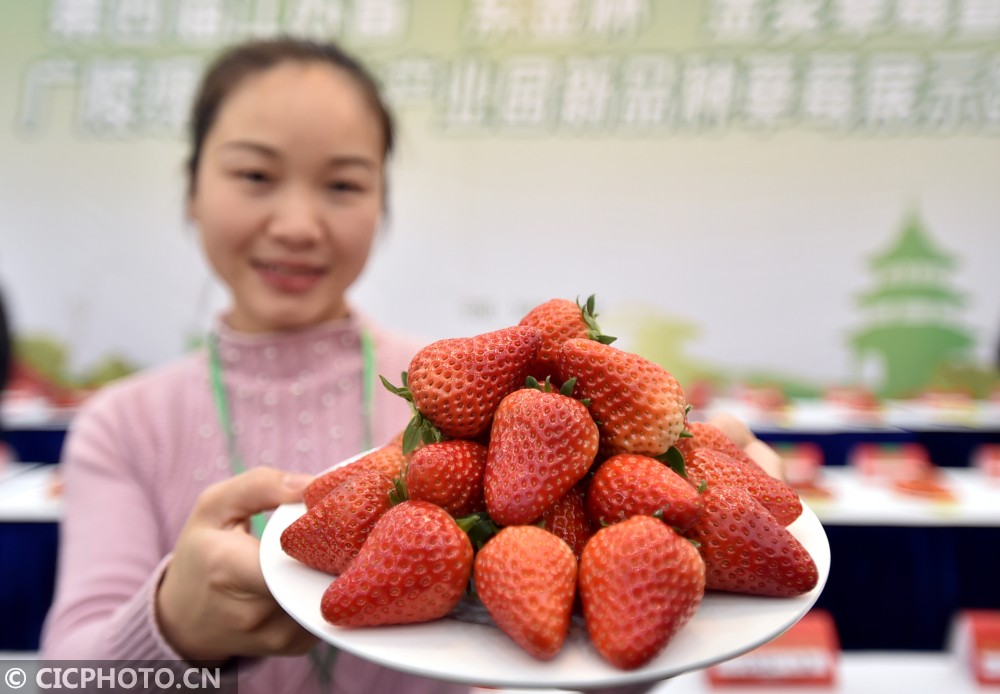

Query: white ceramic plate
[[261, 451, 831, 690]]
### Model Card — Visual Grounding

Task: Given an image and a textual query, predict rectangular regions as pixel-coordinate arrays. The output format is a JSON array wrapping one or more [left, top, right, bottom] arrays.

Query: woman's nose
[[267, 186, 324, 246]]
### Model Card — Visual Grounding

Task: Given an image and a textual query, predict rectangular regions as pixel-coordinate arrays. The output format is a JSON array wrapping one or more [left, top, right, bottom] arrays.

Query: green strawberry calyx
[[388, 468, 409, 506], [654, 446, 687, 478], [455, 511, 500, 550], [524, 375, 592, 406], [578, 294, 617, 345], [380, 371, 445, 454]]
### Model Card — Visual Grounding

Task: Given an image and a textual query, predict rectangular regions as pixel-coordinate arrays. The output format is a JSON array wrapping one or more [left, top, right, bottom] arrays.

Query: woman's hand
[[156, 467, 318, 663]]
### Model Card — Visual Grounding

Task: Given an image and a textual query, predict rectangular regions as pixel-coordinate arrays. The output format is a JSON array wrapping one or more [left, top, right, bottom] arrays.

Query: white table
[[0, 463, 61, 522], [807, 467, 1000, 527]]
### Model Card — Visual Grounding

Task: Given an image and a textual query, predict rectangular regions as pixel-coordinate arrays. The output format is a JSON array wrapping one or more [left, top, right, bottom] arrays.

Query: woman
[[40, 37, 463, 694], [40, 36, 778, 694]]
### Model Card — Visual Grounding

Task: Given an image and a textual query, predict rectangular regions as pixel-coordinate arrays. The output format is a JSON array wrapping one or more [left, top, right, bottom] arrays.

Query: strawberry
[[473, 526, 578, 660], [519, 295, 615, 381], [685, 448, 802, 526], [540, 487, 592, 559], [586, 454, 703, 531], [382, 326, 542, 451], [674, 421, 759, 471], [303, 441, 406, 509], [404, 439, 488, 516], [558, 338, 687, 457], [484, 387, 599, 526], [281, 469, 394, 575], [579, 515, 705, 670], [320, 500, 473, 627], [683, 484, 818, 597]]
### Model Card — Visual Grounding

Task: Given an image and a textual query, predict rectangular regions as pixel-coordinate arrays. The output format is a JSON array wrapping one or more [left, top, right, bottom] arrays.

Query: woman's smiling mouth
[[253, 260, 327, 293]]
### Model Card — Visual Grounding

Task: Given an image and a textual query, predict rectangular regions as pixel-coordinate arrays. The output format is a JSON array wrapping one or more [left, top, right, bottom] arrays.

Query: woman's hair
[[185, 36, 396, 198]]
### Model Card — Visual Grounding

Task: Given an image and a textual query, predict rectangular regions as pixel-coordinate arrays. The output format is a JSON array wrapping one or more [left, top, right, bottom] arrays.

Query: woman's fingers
[[156, 467, 315, 662], [192, 467, 312, 528]]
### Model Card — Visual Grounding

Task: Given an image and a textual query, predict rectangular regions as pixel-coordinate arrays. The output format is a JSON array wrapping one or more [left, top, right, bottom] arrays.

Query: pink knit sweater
[[40, 314, 470, 694]]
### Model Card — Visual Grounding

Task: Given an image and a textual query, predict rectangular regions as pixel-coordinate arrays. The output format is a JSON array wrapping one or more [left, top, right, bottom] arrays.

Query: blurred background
[[1, 1, 1000, 691]]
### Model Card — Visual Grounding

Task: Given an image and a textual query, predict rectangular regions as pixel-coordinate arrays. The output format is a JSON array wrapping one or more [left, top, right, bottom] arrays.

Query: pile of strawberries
[[280, 296, 819, 671]]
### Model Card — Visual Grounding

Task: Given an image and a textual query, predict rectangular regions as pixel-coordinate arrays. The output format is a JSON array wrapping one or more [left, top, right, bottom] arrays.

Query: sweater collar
[[211, 312, 363, 380]]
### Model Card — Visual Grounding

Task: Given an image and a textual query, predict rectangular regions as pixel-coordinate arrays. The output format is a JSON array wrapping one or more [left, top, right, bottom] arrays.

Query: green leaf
[[401, 418, 423, 455], [380, 374, 415, 405], [389, 472, 409, 505], [697, 480, 708, 493], [525, 375, 541, 390], [422, 424, 443, 445], [685, 404, 693, 416], [578, 293, 617, 345], [655, 446, 687, 478], [560, 377, 577, 397], [455, 512, 500, 550], [678, 429, 694, 439]]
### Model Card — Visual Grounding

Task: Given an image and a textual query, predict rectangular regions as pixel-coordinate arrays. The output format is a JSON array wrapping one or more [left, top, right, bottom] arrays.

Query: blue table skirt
[[815, 525, 1000, 651], [0, 522, 58, 651]]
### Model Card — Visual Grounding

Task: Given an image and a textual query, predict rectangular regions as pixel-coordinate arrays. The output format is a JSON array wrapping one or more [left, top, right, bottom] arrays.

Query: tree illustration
[[850, 213, 975, 398]]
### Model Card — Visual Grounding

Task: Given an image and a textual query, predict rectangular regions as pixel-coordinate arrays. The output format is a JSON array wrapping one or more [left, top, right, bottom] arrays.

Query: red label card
[[706, 610, 840, 687]]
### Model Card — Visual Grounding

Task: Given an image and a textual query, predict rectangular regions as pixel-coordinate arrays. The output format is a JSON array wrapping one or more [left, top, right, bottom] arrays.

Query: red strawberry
[[586, 454, 703, 531], [675, 421, 758, 471], [281, 469, 394, 575], [383, 326, 542, 450], [404, 439, 488, 516], [683, 484, 818, 597], [320, 500, 473, 627], [579, 515, 705, 670], [474, 526, 578, 660], [484, 387, 599, 526], [304, 442, 406, 509], [685, 448, 802, 526], [558, 338, 687, 457], [519, 295, 615, 381], [540, 488, 592, 559]]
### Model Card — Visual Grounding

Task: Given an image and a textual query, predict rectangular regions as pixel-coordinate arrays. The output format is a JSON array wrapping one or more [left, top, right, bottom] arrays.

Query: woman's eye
[[237, 170, 270, 184], [328, 181, 362, 193]]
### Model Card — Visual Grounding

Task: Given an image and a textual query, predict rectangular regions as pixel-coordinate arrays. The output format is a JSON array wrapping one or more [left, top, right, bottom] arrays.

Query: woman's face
[[188, 61, 385, 333]]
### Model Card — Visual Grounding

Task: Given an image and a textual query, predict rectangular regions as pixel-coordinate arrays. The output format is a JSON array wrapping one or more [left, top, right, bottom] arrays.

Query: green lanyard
[[206, 327, 377, 538], [206, 325, 376, 691]]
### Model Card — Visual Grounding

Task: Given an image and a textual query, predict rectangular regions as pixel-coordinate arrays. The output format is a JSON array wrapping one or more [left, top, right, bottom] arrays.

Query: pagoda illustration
[[850, 213, 975, 398]]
